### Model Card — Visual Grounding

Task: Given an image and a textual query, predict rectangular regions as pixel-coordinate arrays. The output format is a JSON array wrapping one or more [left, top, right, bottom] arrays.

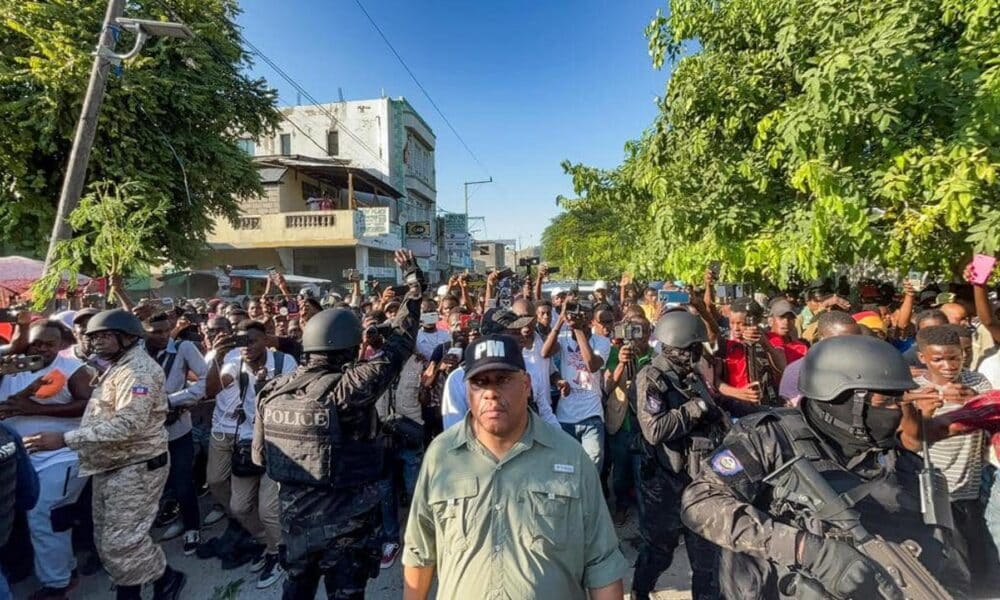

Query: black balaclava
[[662, 343, 703, 377], [305, 347, 358, 373], [803, 391, 902, 460]]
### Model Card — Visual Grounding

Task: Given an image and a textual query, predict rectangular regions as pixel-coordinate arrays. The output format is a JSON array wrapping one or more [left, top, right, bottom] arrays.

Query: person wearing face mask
[[681, 335, 972, 600], [23, 309, 187, 600], [631, 310, 728, 600], [252, 249, 423, 600]]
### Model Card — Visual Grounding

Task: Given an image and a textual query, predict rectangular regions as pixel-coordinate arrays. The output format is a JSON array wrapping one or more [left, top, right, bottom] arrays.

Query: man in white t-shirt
[[542, 306, 611, 470], [441, 309, 561, 430], [0, 321, 94, 598], [206, 320, 296, 589]]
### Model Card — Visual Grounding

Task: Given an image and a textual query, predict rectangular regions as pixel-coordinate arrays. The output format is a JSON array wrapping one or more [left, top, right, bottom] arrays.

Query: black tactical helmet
[[85, 308, 146, 338], [798, 336, 916, 401], [301, 308, 363, 352], [653, 310, 707, 349]]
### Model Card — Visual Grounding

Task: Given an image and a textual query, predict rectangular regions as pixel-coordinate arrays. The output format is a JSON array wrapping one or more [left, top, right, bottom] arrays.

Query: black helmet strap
[[815, 390, 871, 440]]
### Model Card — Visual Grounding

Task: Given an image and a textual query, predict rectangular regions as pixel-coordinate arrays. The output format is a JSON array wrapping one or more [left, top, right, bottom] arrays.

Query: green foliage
[[31, 180, 168, 308], [0, 0, 280, 264], [546, 0, 1000, 285]]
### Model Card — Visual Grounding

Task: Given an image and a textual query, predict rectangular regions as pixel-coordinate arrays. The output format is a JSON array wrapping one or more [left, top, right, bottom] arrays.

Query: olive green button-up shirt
[[403, 412, 627, 599]]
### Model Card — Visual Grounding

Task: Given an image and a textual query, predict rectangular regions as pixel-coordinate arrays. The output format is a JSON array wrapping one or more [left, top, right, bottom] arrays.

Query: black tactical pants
[[281, 508, 380, 600], [633, 461, 720, 600]]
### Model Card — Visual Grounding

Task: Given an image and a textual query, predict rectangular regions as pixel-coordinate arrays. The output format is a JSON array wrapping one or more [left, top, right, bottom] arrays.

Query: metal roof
[[253, 155, 403, 199], [258, 167, 287, 184]]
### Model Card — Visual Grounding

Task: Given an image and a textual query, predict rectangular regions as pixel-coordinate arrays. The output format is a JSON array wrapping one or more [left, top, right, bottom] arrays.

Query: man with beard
[[631, 310, 727, 600], [681, 336, 971, 599], [253, 250, 422, 600], [24, 309, 186, 600]]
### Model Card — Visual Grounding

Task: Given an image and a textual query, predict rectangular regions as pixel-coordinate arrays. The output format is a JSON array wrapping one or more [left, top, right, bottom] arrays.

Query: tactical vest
[[639, 361, 729, 477], [260, 370, 384, 488], [0, 426, 19, 547], [731, 408, 969, 598]]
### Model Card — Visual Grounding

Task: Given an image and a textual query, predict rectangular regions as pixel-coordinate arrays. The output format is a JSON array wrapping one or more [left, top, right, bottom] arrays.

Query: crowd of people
[[2, 255, 1000, 599]]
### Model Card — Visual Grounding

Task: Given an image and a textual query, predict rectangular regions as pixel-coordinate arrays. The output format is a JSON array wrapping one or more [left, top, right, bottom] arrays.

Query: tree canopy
[[0, 0, 280, 267], [544, 0, 1000, 284]]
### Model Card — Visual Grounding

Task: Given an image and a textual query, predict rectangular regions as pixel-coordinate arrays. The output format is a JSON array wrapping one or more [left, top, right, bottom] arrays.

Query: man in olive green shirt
[[403, 334, 627, 600]]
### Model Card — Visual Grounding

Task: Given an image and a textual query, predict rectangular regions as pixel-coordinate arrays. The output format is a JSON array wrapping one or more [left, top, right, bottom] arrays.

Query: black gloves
[[797, 533, 903, 600]]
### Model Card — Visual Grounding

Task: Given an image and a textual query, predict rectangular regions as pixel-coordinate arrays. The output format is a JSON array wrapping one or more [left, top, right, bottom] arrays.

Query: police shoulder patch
[[710, 448, 744, 476], [645, 392, 663, 414]]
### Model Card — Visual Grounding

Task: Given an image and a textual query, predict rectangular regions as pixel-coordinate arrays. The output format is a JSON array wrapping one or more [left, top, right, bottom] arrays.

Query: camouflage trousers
[[92, 457, 169, 586]]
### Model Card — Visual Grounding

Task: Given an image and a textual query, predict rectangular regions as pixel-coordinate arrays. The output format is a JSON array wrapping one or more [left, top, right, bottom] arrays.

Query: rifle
[[918, 417, 955, 530], [764, 455, 953, 600]]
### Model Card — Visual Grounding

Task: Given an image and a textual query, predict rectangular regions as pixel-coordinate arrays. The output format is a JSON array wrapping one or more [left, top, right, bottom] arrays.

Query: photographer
[[714, 298, 784, 413], [542, 302, 610, 470], [603, 314, 654, 525], [203, 320, 295, 588]]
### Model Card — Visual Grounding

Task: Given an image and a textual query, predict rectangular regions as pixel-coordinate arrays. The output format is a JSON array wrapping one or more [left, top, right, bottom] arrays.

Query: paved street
[[14, 499, 693, 599]]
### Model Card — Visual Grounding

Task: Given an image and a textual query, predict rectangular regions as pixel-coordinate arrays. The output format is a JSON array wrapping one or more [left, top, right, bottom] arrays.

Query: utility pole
[[463, 177, 493, 219], [42, 4, 191, 274], [43, 0, 126, 273]]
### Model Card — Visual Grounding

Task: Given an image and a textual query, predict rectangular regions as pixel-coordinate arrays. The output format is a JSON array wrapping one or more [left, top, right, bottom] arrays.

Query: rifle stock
[[764, 455, 953, 600]]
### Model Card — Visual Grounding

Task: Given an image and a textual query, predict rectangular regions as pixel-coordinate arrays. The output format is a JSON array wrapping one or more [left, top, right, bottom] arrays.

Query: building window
[[280, 133, 292, 156], [327, 130, 339, 156], [236, 138, 255, 155]]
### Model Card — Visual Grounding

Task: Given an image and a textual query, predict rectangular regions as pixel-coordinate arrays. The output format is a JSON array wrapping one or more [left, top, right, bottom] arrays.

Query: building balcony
[[208, 209, 400, 250]]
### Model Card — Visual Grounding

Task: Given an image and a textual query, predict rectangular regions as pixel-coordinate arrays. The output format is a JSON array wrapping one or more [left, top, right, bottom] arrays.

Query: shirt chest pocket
[[521, 478, 579, 549], [428, 476, 478, 551]]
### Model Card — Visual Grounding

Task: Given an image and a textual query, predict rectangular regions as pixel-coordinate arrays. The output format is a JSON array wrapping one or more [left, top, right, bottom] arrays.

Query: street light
[[110, 18, 193, 62], [42, 1, 192, 275]]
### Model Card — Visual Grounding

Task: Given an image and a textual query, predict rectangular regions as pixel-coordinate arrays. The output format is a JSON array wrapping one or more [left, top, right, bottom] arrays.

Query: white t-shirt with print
[[555, 330, 611, 424], [212, 349, 297, 440]]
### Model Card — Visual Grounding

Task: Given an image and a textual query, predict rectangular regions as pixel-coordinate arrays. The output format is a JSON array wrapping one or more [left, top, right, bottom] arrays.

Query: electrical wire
[[353, 0, 492, 178]]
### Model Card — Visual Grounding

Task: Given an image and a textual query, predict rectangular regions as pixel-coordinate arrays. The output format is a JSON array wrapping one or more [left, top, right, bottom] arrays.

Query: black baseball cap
[[463, 334, 526, 380]]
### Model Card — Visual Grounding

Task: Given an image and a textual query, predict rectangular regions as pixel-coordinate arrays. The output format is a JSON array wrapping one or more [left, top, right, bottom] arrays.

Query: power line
[[153, 0, 382, 166], [352, 0, 492, 178], [239, 36, 387, 166]]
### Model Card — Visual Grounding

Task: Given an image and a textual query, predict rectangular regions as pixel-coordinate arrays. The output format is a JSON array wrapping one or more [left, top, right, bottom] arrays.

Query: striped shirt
[[914, 371, 991, 500]]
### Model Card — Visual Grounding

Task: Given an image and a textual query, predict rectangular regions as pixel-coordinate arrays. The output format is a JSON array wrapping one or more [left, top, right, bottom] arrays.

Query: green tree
[[549, 0, 1000, 284], [32, 180, 167, 308], [0, 0, 280, 265]]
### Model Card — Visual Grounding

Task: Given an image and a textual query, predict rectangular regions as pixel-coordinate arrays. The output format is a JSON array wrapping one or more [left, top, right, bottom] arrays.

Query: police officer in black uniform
[[252, 249, 422, 600], [633, 310, 726, 600], [681, 335, 971, 599]]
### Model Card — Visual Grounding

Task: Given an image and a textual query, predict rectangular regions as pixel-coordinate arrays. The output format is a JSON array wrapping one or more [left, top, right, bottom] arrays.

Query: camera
[[490, 267, 514, 280], [518, 257, 541, 267], [564, 300, 592, 318], [708, 261, 721, 279], [342, 268, 362, 282], [231, 334, 251, 347], [546, 266, 561, 275], [613, 323, 645, 341], [0, 354, 45, 375]]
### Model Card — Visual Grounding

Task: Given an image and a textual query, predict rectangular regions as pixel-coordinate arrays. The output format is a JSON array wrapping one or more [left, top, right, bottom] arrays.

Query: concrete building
[[204, 97, 449, 287]]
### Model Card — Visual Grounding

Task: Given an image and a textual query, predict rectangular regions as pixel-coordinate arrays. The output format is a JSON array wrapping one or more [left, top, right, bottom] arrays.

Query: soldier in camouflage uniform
[[25, 309, 186, 600]]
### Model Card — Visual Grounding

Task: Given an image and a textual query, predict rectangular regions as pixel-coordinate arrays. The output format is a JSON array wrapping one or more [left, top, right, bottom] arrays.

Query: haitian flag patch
[[131, 385, 149, 397]]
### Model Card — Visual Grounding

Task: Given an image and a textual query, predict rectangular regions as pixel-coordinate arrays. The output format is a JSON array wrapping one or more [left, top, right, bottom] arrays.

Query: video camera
[[518, 257, 540, 267], [563, 300, 592, 318], [613, 322, 645, 341], [0, 354, 45, 375]]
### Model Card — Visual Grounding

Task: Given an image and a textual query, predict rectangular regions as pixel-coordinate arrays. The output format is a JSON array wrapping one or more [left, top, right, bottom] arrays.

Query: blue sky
[[238, 0, 670, 247]]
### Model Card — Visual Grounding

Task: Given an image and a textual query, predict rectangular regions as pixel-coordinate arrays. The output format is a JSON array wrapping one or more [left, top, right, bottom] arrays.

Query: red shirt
[[767, 332, 808, 364], [721, 340, 750, 388]]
